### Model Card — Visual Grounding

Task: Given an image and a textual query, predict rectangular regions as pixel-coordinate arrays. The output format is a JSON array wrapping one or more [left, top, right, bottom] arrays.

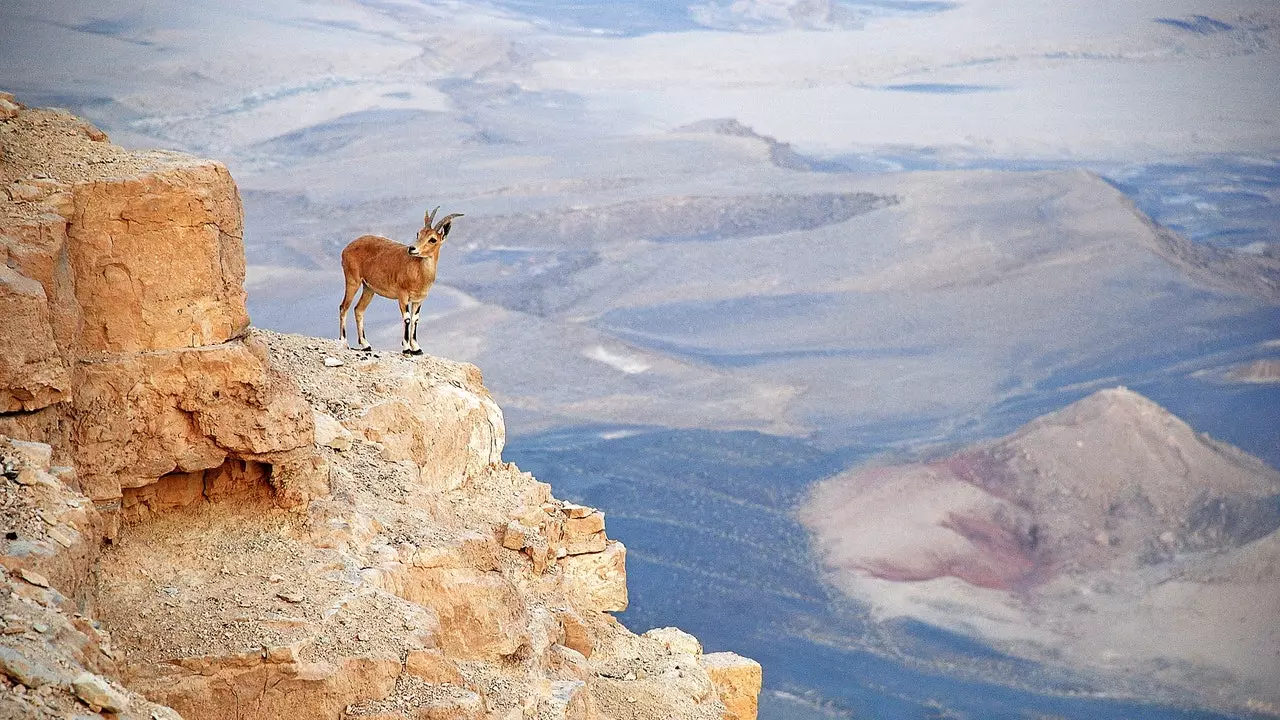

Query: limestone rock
[[7, 439, 52, 468], [563, 510, 607, 555], [0, 99, 757, 720], [561, 541, 628, 612], [0, 646, 61, 688], [540, 679, 596, 720], [384, 567, 529, 659], [17, 568, 50, 588], [414, 688, 484, 719], [643, 626, 702, 656], [71, 672, 130, 713], [699, 652, 762, 720], [314, 410, 354, 451], [404, 649, 463, 685], [1, 105, 319, 509], [0, 264, 68, 412], [72, 339, 315, 501], [346, 367, 504, 492], [0, 92, 19, 120], [555, 607, 594, 659], [138, 655, 401, 720], [67, 161, 248, 353]]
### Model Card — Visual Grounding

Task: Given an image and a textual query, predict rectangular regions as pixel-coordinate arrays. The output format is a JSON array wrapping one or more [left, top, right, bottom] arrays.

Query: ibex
[[338, 207, 463, 355]]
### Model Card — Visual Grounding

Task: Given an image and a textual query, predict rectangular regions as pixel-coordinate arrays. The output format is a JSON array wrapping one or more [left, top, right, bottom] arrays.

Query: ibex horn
[[434, 212, 464, 230], [424, 206, 440, 226]]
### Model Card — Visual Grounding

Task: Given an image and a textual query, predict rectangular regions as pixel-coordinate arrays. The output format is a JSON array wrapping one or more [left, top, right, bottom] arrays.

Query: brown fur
[[338, 209, 462, 352]]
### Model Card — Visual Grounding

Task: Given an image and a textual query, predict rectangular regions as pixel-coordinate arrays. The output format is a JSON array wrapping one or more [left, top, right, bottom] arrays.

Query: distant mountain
[[801, 387, 1280, 710]]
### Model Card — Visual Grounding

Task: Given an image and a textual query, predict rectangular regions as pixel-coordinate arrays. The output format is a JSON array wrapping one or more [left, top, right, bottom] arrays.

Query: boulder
[[561, 541, 628, 612], [643, 627, 702, 656], [699, 652, 762, 720], [66, 161, 248, 353]]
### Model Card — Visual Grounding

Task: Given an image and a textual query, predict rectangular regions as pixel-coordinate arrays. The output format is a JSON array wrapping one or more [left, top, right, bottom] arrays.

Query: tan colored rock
[[561, 541, 628, 612], [71, 338, 314, 501], [67, 161, 248, 353], [0, 100, 760, 720], [404, 649, 463, 685], [563, 510, 607, 555], [139, 655, 401, 720], [0, 93, 19, 120], [540, 679, 596, 720], [71, 672, 130, 713], [7, 439, 52, 468], [0, 264, 69, 412], [16, 568, 50, 588], [383, 567, 529, 659], [0, 646, 62, 689], [555, 607, 594, 659], [699, 652, 762, 720], [503, 520, 535, 551], [314, 410, 354, 451], [348, 371, 504, 492], [643, 627, 702, 656], [2, 106, 318, 512], [413, 688, 484, 720]]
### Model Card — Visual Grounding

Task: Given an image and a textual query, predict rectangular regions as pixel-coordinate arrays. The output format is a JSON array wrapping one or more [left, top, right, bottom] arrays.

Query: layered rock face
[[0, 95, 758, 719], [0, 94, 318, 512]]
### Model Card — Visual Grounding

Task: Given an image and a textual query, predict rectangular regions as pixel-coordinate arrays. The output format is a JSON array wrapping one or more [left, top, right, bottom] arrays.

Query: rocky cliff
[[0, 94, 760, 720]]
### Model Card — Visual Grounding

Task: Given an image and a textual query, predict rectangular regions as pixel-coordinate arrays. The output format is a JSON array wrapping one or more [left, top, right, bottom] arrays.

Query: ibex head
[[410, 206, 464, 257]]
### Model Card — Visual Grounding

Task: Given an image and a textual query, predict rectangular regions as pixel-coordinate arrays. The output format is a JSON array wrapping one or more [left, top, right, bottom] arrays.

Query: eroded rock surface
[[0, 97, 320, 514], [0, 95, 757, 720]]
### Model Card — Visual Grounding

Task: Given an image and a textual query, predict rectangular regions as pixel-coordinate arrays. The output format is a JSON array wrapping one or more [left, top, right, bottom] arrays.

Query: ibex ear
[[424, 206, 440, 227], [435, 212, 464, 238]]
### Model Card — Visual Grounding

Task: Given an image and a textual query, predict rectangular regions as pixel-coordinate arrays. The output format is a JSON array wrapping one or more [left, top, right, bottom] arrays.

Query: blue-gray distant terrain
[[3, 0, 1278, 716]]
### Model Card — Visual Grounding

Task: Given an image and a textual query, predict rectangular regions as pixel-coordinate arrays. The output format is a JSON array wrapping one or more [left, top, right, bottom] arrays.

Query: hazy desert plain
[[3, 0, 1279, 717]]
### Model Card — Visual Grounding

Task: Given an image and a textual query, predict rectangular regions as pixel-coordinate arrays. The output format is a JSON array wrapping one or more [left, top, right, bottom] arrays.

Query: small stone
[[32, 623, 48, 634], [72, 672, 130, 713], [356, 631, 370, 642], [1160, 531, 1177, 545], [323, 357, 345, 367], [268, 574, 284, 583], [276, 591, 304, 604], [17, 568, 50, 588], [47, 526, 74, 548]]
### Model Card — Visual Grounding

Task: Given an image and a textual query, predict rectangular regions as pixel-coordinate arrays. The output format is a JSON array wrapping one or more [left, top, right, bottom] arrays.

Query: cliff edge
[[0, 93, 760, 720]]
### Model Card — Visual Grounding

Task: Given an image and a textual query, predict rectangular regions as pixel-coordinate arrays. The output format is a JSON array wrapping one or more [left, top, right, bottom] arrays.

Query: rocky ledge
[[0, 93, 760, 719]]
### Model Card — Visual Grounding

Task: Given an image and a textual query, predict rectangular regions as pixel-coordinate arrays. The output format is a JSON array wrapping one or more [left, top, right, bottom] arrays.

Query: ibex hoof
[[356, 345, 373, 353], [403, 348, 424, 356]]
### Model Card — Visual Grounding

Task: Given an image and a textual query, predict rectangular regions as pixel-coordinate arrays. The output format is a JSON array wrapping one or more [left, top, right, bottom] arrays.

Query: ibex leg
[[352, 285, 375, 351]]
